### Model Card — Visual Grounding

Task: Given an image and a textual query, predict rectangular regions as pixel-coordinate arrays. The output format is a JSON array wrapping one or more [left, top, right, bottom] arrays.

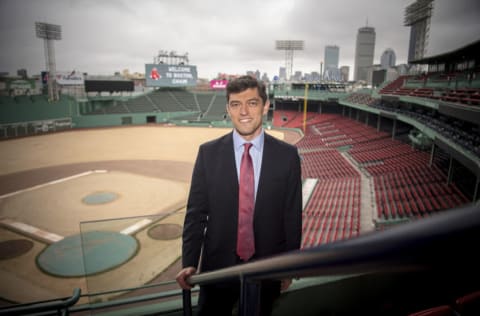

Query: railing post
[[182, 289, 192, 316], [238, 277, 260, 316]]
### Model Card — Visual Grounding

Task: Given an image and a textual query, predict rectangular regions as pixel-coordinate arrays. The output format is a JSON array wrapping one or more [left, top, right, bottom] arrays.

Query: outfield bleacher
[[194, 92, 215, 113], [201, 91, 228, 121], [82, 89, 230, 122], [168, 89, 198, 111]]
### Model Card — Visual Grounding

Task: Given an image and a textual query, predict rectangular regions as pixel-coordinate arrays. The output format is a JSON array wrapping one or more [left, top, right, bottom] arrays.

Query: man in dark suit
[[176, 75, 302, 315]]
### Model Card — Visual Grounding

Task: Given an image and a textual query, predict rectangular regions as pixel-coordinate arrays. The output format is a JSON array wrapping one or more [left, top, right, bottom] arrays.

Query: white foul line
[[0, 170, 108, 199], [121, 218, 153, 235], [0, 218, 64, 243]]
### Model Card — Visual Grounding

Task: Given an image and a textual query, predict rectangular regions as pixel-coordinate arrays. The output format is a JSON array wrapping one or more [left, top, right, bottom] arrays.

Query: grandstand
[[0, 37, 479, 316], [78, 88, 229, 124], [379, 40, 480, 105]]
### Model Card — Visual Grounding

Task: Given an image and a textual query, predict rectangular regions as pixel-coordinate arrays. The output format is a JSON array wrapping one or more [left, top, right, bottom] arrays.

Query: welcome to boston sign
[[145, 64, 198, 87]]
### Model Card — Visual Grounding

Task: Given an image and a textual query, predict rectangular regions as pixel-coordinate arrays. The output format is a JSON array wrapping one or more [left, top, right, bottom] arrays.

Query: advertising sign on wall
[[210, 79, 228, 89], [56, 70, 84, 85]]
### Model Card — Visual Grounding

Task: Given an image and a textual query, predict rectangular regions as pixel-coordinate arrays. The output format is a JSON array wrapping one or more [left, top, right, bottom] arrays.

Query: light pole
[[35, 22, 62, 101]]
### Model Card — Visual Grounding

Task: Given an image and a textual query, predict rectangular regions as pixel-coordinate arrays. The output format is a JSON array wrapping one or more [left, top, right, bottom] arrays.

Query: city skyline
[[0, 0, 479, 81]]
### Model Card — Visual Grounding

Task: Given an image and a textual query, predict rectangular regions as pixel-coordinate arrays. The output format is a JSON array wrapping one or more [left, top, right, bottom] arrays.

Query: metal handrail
[[1, 205, 477, 316], [70, 288, 187, 313], [0, 288, 81, 316], [184, 204, 480, 315]]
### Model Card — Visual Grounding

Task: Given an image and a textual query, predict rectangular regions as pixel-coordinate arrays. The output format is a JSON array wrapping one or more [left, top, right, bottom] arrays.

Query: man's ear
[[263, 100, 270, 115]]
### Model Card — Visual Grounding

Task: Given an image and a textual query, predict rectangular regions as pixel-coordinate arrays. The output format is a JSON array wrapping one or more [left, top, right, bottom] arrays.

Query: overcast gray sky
[[0, 0, 479, 80]]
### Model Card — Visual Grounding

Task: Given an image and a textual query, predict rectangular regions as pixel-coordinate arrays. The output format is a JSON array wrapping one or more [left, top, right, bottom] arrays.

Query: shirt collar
[[233, 128, 264, 151]]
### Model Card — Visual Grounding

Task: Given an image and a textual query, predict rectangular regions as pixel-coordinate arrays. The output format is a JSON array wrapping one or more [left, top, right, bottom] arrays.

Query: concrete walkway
[[340, 152, 376, 234]]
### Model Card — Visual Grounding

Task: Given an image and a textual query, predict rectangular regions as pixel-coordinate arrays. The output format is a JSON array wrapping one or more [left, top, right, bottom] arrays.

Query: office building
[[354, 26, 376, 82]]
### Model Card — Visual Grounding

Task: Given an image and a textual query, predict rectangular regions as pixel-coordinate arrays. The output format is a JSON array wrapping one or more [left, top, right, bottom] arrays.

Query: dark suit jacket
[[182, 131, 302, 272]]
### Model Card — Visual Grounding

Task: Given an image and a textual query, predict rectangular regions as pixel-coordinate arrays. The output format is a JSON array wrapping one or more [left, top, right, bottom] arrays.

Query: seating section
[[297, 116, 363, 248], [272, 110, 329, 129], [301, 150, 359, 179], [296, 114, 470, 247], [301, 178, 360, 247], [440, 88, 480, 105], [349, 131, 469, 222], [379, 75, 409, 95], [297, 116, 390, 151], [343, 93, 379, 106], [380, 72, 480, 106], [201, 91, 228, 121], [273, 111, 300, 127], [142, 90, 185, 112], [83, 89, 231, 122], [368, 101, 480, 157], [168, 90, 199, 111], [371, 166, 469, 221], [195, 92, 216, 113]]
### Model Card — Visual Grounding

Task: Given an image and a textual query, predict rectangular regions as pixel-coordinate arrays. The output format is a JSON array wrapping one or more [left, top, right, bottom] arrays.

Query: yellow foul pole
[[303, 83, 309, 133]]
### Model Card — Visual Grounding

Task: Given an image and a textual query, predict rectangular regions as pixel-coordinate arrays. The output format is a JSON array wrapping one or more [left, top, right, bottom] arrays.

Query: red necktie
[[237, 143, 255, 261]]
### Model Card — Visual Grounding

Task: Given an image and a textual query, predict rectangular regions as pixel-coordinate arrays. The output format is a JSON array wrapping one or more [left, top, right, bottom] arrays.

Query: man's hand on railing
[[280, 278, 292, 292], [176, 267, 197, 290]]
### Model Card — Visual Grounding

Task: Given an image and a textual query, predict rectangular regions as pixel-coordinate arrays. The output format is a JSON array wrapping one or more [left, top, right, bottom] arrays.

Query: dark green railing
[[184, 204, 480, 316], [0, 288, 81, 316], [1, 204, 478, 315]]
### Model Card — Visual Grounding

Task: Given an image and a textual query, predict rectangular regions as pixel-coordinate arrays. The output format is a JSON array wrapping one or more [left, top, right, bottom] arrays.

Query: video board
[[145, 64, 197, 87]]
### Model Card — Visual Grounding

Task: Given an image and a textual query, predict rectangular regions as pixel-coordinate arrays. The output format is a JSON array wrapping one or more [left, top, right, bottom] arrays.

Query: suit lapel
[[255, 133, 273, 212], [220, 132, 239, 207]]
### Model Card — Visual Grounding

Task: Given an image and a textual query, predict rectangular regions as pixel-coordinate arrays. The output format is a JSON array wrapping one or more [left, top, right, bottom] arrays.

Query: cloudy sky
[[0, 0, 479, 80]]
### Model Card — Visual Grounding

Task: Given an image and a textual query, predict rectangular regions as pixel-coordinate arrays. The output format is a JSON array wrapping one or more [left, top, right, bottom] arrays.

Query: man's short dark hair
[[226, 75, 268, 104]]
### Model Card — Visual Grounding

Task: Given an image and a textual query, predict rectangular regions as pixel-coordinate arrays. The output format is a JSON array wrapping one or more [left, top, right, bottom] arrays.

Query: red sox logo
[[150, 67, 161, 80]]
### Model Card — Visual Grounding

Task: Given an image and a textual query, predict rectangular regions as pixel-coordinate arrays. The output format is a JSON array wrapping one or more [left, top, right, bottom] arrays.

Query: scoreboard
[[145, 64, 197, 87]]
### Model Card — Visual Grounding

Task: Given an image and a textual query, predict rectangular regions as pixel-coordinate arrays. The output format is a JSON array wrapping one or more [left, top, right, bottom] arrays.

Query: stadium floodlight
[[154, 49, 190, 65], [275, 40, 304, 81], [35, 22, 62, 40], [35, 22, 62, 101], [404, 0, 434, 62]]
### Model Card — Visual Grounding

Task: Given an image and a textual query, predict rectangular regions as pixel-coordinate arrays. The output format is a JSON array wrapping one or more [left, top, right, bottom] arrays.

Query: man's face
[[227, 88, 270, 141]]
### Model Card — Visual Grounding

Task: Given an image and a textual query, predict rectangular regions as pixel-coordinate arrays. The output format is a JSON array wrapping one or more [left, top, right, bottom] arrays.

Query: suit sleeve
[[182, 145, 209, 268], [284, 148, 303, 251]]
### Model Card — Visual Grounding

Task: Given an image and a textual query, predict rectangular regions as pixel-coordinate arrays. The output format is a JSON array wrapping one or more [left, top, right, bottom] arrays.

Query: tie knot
[[244, 143, 252, 152]]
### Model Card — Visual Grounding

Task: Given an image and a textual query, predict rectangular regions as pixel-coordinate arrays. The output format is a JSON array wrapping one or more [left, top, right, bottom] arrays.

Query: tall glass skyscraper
[[354, 26, 376, 82]]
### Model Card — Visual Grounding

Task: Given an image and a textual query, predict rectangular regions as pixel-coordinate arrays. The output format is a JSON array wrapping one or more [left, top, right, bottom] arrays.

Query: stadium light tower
[[275, 40, 304, 81], [154, 50, 189, 65], [404, 0, 434, 63], [35, 22, 62, 101]]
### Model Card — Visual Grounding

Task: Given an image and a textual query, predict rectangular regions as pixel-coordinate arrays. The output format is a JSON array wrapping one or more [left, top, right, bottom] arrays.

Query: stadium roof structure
[[409, 38, 480, 65]]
